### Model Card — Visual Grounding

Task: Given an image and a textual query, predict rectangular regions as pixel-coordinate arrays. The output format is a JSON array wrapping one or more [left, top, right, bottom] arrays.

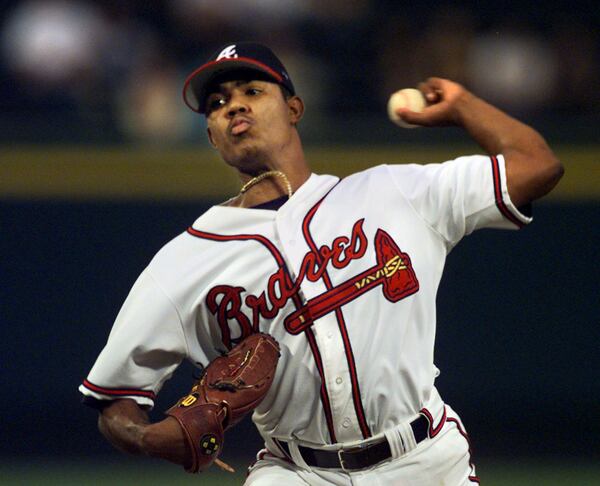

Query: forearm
[[400, 78, 564, 207], [98, 399, 149, 454], [98, 399, 189, 466], [454, 92, 563, 206], [454, 92, 547, 157]]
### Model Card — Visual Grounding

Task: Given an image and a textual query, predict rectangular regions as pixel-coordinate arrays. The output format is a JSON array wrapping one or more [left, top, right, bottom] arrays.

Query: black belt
[[278, 414, 429, 471]]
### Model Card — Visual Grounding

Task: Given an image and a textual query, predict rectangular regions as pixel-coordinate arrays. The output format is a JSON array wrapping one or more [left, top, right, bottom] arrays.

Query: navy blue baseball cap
[[183, 42, 296, 114]]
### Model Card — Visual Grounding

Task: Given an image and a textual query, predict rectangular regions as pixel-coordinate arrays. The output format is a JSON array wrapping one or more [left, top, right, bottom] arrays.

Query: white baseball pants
[[245, 405, 479, 486]]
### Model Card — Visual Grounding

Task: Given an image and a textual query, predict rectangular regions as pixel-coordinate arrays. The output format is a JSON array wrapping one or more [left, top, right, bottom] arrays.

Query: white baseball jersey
[[80, 154, 530, 450]]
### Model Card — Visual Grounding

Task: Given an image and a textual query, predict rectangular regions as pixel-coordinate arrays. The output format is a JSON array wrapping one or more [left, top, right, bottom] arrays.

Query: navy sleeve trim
[[82, 379, 156, 400], [490, 156, 526, 229]]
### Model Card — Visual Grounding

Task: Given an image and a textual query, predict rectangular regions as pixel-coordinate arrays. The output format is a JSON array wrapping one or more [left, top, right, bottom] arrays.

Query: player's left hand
[[166, 333, 281, 473], [397, 77, 473, 128]]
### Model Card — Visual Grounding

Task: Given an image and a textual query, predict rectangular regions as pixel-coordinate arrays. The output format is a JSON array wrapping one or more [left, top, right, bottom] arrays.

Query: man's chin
[[223, 146, 267, 174]]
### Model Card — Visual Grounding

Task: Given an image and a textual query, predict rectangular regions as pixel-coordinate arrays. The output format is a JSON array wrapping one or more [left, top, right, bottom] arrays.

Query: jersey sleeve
[[78, 269, 190, 409], [386, 154, 532, 247]]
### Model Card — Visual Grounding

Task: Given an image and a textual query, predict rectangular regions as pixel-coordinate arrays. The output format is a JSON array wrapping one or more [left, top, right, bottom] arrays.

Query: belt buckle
[[337, 444, 365, 472], [337, 448, 351, 472]]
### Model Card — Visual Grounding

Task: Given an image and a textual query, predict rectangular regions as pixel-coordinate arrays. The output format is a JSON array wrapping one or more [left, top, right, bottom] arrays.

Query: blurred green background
[[2, 459, 600, 485], [1, 1, 599, 484]]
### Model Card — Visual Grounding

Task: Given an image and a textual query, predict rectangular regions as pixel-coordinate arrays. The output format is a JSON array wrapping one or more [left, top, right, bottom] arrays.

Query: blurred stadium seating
[[1, 2, 598, 484]]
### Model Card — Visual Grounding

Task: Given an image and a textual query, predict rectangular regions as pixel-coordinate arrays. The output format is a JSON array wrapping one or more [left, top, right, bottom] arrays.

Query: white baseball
[[387, 88, 426, 129]]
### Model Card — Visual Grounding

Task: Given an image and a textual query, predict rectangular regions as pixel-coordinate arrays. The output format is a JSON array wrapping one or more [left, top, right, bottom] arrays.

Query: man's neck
[[225, 166, 310, 208]]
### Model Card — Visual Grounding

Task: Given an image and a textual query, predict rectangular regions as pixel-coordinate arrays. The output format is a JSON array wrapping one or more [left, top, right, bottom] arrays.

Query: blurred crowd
[[1, 0, 598, 144]]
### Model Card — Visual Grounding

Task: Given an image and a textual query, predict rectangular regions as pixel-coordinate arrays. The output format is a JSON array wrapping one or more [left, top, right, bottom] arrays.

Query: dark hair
[[279, 85, 293, 100]]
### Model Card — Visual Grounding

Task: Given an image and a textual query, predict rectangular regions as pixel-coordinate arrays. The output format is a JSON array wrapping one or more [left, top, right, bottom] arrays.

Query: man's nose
[[227, 98, 249, 117]]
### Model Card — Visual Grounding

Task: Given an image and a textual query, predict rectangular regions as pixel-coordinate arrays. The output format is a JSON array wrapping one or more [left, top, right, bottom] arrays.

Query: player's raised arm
[[395, 77, 564, 207]]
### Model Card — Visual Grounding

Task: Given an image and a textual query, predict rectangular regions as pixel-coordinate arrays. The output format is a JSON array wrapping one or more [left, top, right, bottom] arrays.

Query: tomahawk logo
[[217, 45, 238, 61], [284, 229, 419, 334]]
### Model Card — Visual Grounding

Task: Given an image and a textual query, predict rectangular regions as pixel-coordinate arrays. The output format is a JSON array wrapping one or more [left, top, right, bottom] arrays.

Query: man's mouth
[[230, 117, 253, 136]]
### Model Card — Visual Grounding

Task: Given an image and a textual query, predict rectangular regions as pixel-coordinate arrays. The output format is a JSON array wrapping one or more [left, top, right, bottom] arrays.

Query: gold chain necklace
[[239, 170, 293, 198]]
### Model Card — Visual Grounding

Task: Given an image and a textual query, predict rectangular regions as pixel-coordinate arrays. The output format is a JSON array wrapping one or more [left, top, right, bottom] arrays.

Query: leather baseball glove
[[166, 333, 280, 473]]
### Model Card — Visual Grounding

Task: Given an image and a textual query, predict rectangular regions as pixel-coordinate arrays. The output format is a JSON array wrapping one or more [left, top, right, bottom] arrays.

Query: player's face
[[205, 79, 301, 172]]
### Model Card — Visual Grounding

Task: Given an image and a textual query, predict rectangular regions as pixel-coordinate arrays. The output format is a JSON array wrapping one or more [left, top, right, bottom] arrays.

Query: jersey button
[[335, 377, 343, 384], [342, 418, 351, 428]]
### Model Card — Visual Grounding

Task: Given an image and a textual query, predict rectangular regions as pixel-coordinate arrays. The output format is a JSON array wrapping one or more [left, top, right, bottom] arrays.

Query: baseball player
[[79, 42, 563, 485]]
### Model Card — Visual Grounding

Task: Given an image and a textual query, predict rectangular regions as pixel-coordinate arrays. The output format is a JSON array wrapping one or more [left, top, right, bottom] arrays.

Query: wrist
[[140, 421, 167, 457], [141, 417, 191, 467], [452, 90, 479, 126]]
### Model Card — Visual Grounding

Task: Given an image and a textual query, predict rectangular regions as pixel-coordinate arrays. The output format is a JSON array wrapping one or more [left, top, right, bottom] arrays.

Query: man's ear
[[206, 126, 217, 149], [288, 96, 304, 125]]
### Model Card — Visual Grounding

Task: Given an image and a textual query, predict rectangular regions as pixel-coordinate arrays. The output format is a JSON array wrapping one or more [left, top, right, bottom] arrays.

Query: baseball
[[387, 88, 426, 128]]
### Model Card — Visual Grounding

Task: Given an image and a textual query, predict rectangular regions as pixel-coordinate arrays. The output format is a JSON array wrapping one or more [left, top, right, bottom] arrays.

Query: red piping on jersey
[[490, 156, 525, 228], [247, 447, 292, 477], [304, 328, 338, 443], [419, 405, 447, 438], [420, 407, 479, 483], [187, 228, 287, 266], [301, 189, 372, 440], [186, 226, 338, 443], [447, 417, 480, 483], [82, 379, 156, 400], [272, 439, 296, 464]]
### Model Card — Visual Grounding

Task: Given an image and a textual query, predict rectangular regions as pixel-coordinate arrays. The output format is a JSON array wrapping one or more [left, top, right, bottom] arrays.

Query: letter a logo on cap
[[217, 45, 238, 61]]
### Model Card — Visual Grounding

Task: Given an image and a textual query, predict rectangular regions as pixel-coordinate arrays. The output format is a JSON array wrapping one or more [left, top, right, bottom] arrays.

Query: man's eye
[[247, 88, 261, 95], [207, 97, 226, 112]]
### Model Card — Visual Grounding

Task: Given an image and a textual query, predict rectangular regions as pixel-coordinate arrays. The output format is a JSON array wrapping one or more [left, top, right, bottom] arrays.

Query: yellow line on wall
[[1, 145, 598, 201]]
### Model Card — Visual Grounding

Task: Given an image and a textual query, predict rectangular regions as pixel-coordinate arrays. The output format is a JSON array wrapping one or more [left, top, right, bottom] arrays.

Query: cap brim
[[182, 57, 285, 113]]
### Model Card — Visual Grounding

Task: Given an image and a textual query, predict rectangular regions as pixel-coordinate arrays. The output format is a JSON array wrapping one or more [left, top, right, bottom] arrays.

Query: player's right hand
[[397, 77, 473, 128]]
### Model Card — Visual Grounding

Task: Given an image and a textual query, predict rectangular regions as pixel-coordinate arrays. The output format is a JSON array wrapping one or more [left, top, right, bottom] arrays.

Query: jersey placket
[[312, 314, 360, 442], [275, 200, 364, 443]]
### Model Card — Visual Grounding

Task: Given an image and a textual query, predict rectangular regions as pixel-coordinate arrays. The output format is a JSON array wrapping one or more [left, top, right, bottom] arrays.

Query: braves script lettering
[[206, 220, 418, 347]]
